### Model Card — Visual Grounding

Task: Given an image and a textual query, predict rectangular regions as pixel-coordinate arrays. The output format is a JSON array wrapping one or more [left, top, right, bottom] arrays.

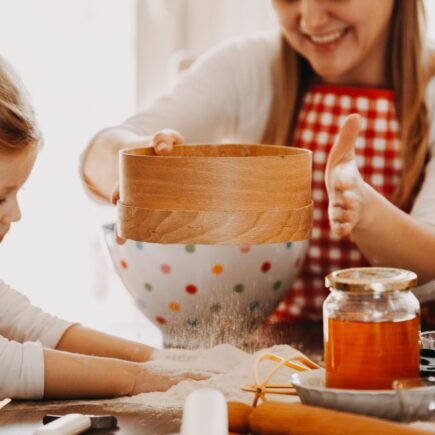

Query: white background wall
[[0, 0, 141, 334], [0, 0, 433, 346], [426, 0, 435, 41], [136, 0, 278, 105]]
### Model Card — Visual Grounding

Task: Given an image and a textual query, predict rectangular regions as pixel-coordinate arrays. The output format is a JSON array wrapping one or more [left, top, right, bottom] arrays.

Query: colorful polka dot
[[186, 284, 198, 295], [286, 242, 293, 249], [249, 301, 260, 311], [233, 284, 244, 294], [210, 303, 222, 313], [136, 242, 144, 250], [120, 260, 128, 269], [261, 261, 271, 273], [212, 264, 224, 275], [144, 283, 153, 291], [273, 281, 282, 291], [240, 245, 251, 254], [156, 316, 167, 325], [187, 319, 198, 327], [169, 302, 180, 312], [161, 264, 171, 274], [185, 244, 196, 253]]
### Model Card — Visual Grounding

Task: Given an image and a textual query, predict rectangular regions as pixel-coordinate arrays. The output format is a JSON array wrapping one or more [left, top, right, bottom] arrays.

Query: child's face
[[0, 149, 37, 242], [272, 0, 394, 85]]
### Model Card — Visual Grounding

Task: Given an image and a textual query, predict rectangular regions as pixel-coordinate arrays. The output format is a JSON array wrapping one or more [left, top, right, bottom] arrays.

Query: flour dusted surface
[[130, 344, 303, 411]]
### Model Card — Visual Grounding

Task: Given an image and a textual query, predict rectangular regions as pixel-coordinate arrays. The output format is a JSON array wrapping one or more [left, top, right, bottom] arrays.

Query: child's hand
[[111, 128, 185, 244], [325, 114, 372, 238], [130, 363, 208, 395]]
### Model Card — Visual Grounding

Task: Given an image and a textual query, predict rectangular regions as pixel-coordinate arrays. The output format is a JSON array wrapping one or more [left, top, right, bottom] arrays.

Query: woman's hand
[[130, 363, 208, 395], [111, 128, 185, 205], [152, 128, 185, 154], [325, 114, 373, 238], [111, 128, 185, 244]]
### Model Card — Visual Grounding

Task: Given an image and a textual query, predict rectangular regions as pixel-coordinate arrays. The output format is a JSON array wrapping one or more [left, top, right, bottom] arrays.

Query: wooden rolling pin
[[227, 401, 433, 435]]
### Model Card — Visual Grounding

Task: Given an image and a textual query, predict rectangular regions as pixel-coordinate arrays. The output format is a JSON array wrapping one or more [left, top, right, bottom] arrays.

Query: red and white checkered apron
[[270, 85, 402, 323]]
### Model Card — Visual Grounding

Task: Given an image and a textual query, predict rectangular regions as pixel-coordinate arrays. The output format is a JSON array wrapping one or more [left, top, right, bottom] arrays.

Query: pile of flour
[[112, 343, 303, 414], [11, 343, 435, 432]]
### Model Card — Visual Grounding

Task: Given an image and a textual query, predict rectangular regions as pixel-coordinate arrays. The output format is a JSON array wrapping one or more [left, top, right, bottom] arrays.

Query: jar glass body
[[323, 288, 420, 390]]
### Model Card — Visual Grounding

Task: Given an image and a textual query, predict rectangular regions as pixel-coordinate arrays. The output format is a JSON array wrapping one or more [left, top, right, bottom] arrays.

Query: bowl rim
[[290, 368, 397, 395]]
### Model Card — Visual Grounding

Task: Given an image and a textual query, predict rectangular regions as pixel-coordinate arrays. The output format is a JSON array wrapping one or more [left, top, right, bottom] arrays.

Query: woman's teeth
[[307, 28, 348, 45]]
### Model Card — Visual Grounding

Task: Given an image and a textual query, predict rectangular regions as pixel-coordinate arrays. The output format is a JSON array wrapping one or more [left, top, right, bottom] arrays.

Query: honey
[[323, 267, 420, 390], [325, 316, 420, 389]]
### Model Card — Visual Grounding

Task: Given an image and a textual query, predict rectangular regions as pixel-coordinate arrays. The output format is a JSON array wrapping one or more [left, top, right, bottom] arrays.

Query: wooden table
[[0, 322, 323, 434]]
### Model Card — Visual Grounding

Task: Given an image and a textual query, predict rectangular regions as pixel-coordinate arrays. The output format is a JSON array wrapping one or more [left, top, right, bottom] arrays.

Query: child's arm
[[326, 114, 435, 284], [43, 347, 201, 399], [55, 324, 153, 362], [0, 283, 156, 362]]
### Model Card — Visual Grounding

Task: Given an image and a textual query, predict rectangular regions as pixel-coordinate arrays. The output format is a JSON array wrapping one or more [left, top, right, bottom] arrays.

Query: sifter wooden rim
[[118, 143, 313, 244], [117, 202, 313, 244], [119, 144, 312, 212], [120, 143, 311, 158]]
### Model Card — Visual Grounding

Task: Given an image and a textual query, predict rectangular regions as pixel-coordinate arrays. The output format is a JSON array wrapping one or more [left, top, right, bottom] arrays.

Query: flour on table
[[117, 343, 303, 413], [8, 344, 304, 426]]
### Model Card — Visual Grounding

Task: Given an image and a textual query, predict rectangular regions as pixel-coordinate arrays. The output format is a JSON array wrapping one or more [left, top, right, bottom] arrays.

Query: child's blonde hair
[[263, 0, 433, 211], [0, 57, 41, 154]]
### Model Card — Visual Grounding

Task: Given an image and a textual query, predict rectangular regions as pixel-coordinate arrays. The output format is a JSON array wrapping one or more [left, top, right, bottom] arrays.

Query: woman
[[81, 0, 435, 323]]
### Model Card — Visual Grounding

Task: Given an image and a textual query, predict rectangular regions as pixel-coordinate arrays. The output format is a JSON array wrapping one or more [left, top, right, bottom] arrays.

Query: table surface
[[0, 322, 323, 435]]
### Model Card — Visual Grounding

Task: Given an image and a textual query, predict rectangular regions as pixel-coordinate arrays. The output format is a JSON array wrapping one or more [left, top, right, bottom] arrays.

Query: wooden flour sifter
[[117, 144, 313, 244]]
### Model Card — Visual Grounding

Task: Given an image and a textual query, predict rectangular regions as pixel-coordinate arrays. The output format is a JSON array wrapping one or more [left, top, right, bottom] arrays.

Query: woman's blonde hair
[[0, 57, 41, 154], [262, 0, 433, 211]]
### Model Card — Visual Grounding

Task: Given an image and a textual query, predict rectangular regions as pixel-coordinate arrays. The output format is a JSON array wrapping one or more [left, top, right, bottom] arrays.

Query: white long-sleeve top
[[0, 281, 71, 399], [123, 32, 435, 226]]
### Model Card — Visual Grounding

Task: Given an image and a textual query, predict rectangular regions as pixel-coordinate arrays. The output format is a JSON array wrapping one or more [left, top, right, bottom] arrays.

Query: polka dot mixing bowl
[[102, 223, 308, 347]]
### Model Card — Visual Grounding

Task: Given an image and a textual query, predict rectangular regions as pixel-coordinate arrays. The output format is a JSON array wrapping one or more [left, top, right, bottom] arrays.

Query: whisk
[[241, 353, 321, 407]]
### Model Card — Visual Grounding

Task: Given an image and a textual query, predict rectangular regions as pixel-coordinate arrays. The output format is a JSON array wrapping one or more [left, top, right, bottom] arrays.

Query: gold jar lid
[[325, 267, 417, 293]]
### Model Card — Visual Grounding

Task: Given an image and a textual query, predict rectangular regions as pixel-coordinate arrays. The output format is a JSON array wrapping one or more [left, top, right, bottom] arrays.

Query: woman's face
[[272, 0, 395, 86], [0, 149, 37, 242]]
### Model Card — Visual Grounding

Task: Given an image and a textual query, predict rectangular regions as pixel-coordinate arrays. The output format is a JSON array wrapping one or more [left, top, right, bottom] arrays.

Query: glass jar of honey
[[324, 267, 420, 390]]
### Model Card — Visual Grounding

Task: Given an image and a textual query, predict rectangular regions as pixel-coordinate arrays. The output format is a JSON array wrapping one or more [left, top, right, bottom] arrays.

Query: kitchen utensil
[[227, 401, 433, 435], [117, 144, 312, 244], [241, 352, 320, 406], [421, 331, 435, 350], [419, 331, 435, 378], [43, 414, 118, 430], [33, 414, 91, 435], [394, 377, 435, 422], [101, 223, 308, 347], [0, 398, 11, 410], [291, 368, 402, 420], [180, 389, 227, 435]]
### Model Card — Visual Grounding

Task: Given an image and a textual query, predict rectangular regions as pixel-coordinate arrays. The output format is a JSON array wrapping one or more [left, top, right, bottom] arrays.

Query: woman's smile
[[302, 26, 351, 50]]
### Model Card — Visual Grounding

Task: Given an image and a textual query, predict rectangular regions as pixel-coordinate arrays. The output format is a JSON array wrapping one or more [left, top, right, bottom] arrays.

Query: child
[[80, 0, 435, 324], [0, 57, 204, 400]]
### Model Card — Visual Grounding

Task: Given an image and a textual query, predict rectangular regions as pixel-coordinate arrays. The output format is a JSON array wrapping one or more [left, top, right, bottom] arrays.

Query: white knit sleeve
[[0, 335, 44, 399], [0, 281, 73, 348], [411, 77, 435, 226], [122, 33, 278, 144]]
